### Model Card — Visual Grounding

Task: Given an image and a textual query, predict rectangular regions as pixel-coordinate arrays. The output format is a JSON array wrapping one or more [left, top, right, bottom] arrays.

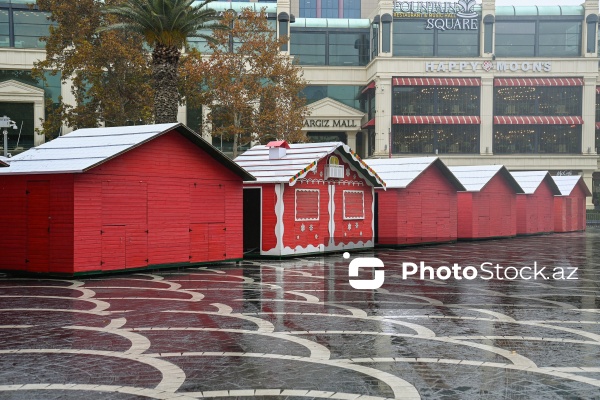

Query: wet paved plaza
[[1, 230, 600, 399]]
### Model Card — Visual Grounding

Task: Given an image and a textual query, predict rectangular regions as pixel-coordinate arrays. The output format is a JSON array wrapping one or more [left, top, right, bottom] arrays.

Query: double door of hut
[[26, 181, 51, 273]]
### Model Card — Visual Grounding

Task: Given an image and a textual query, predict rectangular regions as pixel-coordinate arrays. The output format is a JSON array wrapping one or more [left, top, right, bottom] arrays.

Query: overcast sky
[[495, 0, 585, 5]]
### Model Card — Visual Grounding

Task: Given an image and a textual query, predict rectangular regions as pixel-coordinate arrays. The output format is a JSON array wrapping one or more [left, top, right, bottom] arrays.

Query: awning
[[393, 115, 481, 124], [595, 122, 600, 130], [494, 78, 583, 86], [362, 118, 375, 128], [361, 81, 376, 94], [597, 86, 600, 94], [393, 77, 480, 86], [493, 116, 583, 124]]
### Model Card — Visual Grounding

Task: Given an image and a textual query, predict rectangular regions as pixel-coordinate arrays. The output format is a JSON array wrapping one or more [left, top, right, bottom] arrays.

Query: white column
[[582, 76, 597, 155], [374, 77, 392, 156], [480, 76, 494, 154], [582, 170, 595, 209], [346, 131, 357, 151], [202, 106, 213, 144], [33, 99, 45, 146]]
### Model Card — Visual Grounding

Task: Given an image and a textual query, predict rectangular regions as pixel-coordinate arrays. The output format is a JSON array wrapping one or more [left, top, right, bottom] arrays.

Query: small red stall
[[511, 171, 561, 235], [366, 157, 465, 246], [235, 141, 385, 257], [552, 175, 590, 232], [0, 123, 254, 276], [449, 165, 524, 239]]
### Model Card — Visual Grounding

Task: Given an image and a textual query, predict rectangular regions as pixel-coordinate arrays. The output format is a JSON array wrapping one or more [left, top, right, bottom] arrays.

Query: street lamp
[[0, 116, 17, 158]]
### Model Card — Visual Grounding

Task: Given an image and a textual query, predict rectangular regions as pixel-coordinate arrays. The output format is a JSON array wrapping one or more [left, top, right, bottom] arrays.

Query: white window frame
[[343, 190, 365, 220], [295, 189, 320, 221]]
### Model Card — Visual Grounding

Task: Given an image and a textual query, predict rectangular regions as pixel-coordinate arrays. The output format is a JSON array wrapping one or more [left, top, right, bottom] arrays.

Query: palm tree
[[98, 0, 224, 123]]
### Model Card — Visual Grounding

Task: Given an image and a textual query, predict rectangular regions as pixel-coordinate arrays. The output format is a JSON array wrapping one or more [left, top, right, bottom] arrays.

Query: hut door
[[101, 225, 126, 271], [243, 188, 261, 252], [189, 223, 209, 262], [190, 183, 226, 262], [26, 181, 50, 273], [208, 224, 226, 261]]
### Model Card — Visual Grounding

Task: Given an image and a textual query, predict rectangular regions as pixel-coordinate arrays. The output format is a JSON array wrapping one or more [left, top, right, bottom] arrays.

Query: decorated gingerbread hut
[[235, 141, 385, 257], [552, 175, 590, 233], [366, 157, 465, 246]]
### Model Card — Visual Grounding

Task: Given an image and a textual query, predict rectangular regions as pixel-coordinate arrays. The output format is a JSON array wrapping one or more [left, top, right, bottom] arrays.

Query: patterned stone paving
[[1, 229, 600, 399]]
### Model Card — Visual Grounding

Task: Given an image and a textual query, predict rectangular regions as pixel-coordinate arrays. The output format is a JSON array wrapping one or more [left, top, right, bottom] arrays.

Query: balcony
[[325, 164, 344, 179]]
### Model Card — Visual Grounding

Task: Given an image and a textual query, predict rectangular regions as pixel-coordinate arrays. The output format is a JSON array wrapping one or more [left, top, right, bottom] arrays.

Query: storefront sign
[[302, 119, 359, 128], [425, 61, 553, 73], [393, 0, 479, 31]]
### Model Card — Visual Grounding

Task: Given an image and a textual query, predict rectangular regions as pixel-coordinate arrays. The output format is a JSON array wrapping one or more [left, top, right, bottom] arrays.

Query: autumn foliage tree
[[181, 8, 309, 158], [33, 0, 153, 136]]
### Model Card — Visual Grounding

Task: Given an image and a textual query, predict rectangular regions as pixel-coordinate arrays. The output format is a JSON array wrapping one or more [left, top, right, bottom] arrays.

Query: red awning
[[597, 87, 600, 94], [362, 118, 375, 128], [393, 77, 480, 86], [393, 115, 481, 124], [361, 81, 376, 94], [596, 122, 600, 130], [494, 78, 583, 86], [494, 116, 583, 125]]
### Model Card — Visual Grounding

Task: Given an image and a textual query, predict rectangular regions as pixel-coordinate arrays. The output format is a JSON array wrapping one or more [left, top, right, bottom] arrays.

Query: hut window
[[343, 190, 364, 220], [295, 189, 320, 221], [329, 155, 340, 165]]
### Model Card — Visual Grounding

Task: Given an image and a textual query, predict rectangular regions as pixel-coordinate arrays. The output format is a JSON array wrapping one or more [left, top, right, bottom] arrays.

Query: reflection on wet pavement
[[1, 229, 600, 399]]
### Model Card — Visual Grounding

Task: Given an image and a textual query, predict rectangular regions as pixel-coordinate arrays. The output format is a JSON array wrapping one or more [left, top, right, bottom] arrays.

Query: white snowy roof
[[0, 156, 9, 167], [449, 165, 524, 193], [510, 171, 560, 195], [366, 157, 464, 190], [0, 123, 254, 180], [234, 141, 385, 187], [551, 175, 591, 196]]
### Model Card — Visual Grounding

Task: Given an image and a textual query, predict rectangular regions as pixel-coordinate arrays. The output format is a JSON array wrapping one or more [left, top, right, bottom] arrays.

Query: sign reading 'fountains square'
[[393, 0, 480, 31]]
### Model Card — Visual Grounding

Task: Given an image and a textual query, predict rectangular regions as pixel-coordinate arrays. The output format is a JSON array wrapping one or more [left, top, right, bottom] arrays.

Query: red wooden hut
[[552, 175, 590, 233], [235, 141, 385, 257], [449, 165, 524, 239], [511, 171, 561, 235], [0, 123, 254, 276], [366, 157, 465, 246]]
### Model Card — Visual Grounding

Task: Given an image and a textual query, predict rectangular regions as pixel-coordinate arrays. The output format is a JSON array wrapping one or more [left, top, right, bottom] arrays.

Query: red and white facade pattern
[[393, 115, 480, 124]]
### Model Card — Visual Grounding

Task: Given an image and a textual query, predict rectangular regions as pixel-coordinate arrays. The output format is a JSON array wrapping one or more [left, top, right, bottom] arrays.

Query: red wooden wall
[[377, 164, 458, 245], [0, 174, 74, 274], [457, 173, 517, 239], [554, 184, 587, 232], [72, 130, 244, 273], [516, 179, 555, 235]]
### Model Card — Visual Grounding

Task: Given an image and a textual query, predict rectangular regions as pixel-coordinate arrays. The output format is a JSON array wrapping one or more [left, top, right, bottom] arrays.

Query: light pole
[[0, 116, 18, 158]]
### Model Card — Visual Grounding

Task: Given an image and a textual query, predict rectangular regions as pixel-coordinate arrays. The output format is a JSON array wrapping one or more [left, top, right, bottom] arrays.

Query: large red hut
[[510, 171, 561, 235], [552, 175, 590, 233], [235, 141, 385, 257], [449, 165, 524, 239], [366, 157, 465, 246], [0, 123, 254, 276]]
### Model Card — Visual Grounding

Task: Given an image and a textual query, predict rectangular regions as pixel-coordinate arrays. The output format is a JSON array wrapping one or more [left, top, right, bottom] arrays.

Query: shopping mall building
[[1, 0, 600, 206]]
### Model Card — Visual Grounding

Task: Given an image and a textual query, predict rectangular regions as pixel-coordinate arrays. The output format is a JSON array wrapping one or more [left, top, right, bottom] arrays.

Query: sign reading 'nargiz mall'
[[425, 61, 553, 73], [394, 0, 480, 31], [303, 119, 358, 128]]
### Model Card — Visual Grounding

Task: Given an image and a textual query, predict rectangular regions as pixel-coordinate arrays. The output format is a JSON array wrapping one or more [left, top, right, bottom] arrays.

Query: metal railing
[[586, 210, 600, 225]]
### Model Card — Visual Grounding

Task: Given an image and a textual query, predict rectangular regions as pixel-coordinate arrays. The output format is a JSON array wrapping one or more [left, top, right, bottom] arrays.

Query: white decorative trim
[[328, 185, 335, 247], [343, 190, 365, 220], [371, 187, 375, 243], [295, 189, 320, 221], [296, 178, 364, 186], [274, 184, 285, 255]]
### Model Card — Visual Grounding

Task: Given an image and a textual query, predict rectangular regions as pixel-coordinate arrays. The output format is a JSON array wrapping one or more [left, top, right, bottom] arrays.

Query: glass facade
[[495, 19, 581, 57], [494, 125, 581, 154], [290, 29, 369, 66], [494, 86, 581, 116], [302, 85, 362, 109], [300, 0, 360, 18], [392, 125, 480, 154], [393, 86, 480, 116], [392, 20, 479, 57], [0, 6, 52, 49]]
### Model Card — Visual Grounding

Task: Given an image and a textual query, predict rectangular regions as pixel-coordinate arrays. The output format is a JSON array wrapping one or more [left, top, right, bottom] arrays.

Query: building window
[[343, 0, 361, 19], [371, 19, 379, 59], [494, 86, 582, 116], [301, 85, 363, 109], [300, 0, 317, 18], [586, 14, 598, 53], [483, 14, 494, 54], [392, 125, 480, 154], [0, 10, 8, 47], [393, 86, 480, 116], [495, 19, 582, 57], [290, 31, 326, 65], [321, 0, 339, 18], [392, 19, 479, 57], [381, 14, 392, 53], [494, 125, 580, 154], [13, 10, 52, 49], [295, 189, 320, 221], [343, 191, 364, 220]]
